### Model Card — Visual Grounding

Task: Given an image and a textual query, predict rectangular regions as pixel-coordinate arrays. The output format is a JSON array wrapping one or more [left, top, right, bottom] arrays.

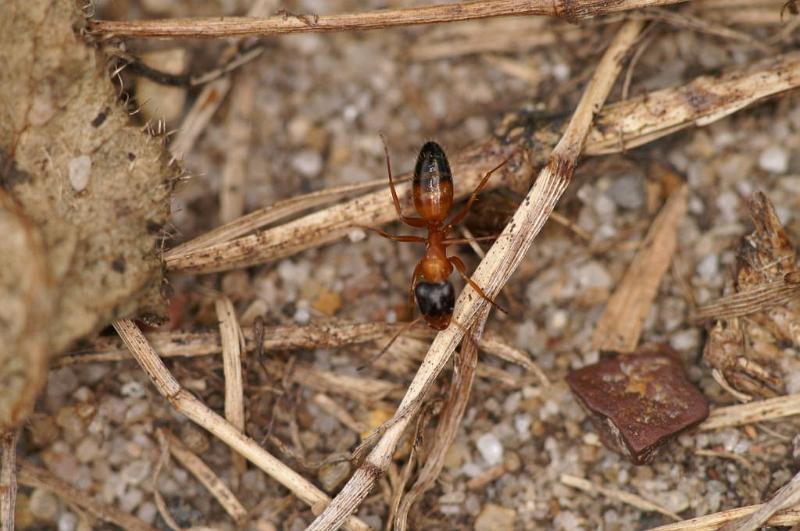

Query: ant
[[364, 136, 510, 342]]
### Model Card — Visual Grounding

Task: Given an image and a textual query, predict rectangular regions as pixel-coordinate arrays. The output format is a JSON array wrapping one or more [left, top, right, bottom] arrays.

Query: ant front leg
[[449, 255, 507, 314], [380, 134, 427, 229], [444, 154, 513, 235], [357, 225, 426, 243]]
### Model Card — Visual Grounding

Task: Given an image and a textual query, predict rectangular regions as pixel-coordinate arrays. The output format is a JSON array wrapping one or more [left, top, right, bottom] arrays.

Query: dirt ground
[[16, 0, 800, 530]]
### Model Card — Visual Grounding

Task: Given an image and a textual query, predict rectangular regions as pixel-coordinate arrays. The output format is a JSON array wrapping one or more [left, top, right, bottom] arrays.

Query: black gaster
[[415, 281, 455, 318], [414, 141, 452, 192]]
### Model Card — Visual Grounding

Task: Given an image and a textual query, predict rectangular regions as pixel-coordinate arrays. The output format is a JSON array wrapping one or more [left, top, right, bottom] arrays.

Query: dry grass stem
[[169, 0, 273, 160], [560, 473, 682, 521], [585, 51, 800, 155], [648, 506, 800, 530], [312, 394, 367, 433], [57, 321, 405, 366], [699, 393, 800, 431], [307, 19, 646, 531], [166, 51, 800, 275], [394, 314, 485, 530], [692, 274, 800, 321], [591, 185, 688, 352], [166, 177, 398, 260], [215, 296, 247, 479], [160, 429, 249, 525], [91, 0, 685, 39], [18, 460, 155, 531], [111, 319, 370, 531], [480, 332, 551, 385], [409, 21, 585, 61], [720, 468, 800, 530], [220, 71, 255, 223], [0, 431, 17, 531]]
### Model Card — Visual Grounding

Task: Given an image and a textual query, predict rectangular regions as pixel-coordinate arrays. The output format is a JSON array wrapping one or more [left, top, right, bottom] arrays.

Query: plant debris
[[566, 345, 709, 465], [0, 0, 175, 429], [703, 191, 799, 399]]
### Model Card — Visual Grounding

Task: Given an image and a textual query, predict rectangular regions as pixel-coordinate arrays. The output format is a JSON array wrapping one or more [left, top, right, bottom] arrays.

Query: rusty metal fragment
[[566, 345, 709, 465]]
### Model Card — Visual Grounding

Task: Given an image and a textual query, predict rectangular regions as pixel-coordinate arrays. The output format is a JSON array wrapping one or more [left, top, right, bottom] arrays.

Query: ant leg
[[380, 133, 427, 228], [357, 315, 425, 370], [357, 225, 426, 243], [408, 262, 423, 310], [449, 255, 508, 314], [443, 234, 502, 245], [443, 154, 513, 234]]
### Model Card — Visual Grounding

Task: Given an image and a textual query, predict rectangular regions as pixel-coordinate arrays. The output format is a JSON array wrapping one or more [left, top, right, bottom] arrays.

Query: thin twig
[[647, 505, 800, 530], [165, 51, 800, 274], [160, 429, 249, 526], [216, 296, 247, 482], [0, 431, 17, 531], [560, 473, 682, 521], [692, 275, 800, 321], [220, 70, 255, 223], [591, 185, 688, 352], [698, 393, 800, 431], [720, 468, 800, 531], [18, 460, 155, 531], [307, 18, 646, 531], [111, 319, 370, 531], [90, 0, 686, 39]]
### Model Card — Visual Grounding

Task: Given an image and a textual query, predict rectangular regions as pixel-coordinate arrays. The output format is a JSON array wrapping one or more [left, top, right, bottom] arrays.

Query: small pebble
[[29, 488, 59, 522], [58, 512, 77, 531], [758, 145, 789, 174], [68, 155, 91, 192], [607, 175, 644, 210], [137, 502, 158, 525], [696, 254, 719, 281], [291, 149, 323, 177], [474, 503, 516, 531], [317, 461, 350, 493], [476, 432, 504, 466]]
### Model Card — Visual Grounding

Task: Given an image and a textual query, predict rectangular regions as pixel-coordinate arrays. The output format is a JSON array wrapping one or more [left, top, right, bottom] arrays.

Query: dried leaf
[[0, 0, 175, 428]]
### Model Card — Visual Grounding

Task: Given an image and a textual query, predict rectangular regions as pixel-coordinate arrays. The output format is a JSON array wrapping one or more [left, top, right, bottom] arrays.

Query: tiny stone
[[475, 503, 516, 531], [514, 414, 531, 435], [119, 487, 144, 512], [607, 175, 644, 210], [121, 460, 151, 486], [696, 254, 719, 281], [68, 155, 91, 192], [137, 502, 158, 525], [291, 149, 323, 177], [476, 432, 504, 466], [317, 461, 350, 493], [75, 437, 100, 463], [758, 145, 789, 173], [58, 512, 77, 531], [576, 261, 612, 290], [29, 488, 59, 522], [121, 381, 145, 399]]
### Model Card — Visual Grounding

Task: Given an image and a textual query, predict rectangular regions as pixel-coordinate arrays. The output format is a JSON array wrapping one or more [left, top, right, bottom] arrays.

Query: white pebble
[[291, 149, 323, 177], [136, 502, 158, 525], [696, 254, 719, 281], [476, 432, 504, 466], [293, 306, 310, 324], [58, 512, 77, 531], [758, 145, 789, 174], [120, 381, 145, 399], [68, 155, 91, 192], [514, 414, 531, 435], [577, 261, 612, 290]]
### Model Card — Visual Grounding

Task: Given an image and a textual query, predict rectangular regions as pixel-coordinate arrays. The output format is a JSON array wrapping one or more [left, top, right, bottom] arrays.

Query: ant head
[[414, 280, 454, 330]]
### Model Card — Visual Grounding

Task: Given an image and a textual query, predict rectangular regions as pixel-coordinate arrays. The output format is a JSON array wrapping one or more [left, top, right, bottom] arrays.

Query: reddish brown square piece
[[566, 345, 709, 465]]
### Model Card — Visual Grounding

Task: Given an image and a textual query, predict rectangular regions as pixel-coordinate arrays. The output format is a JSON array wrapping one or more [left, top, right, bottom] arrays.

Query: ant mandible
[[366, 136, 509, 331]]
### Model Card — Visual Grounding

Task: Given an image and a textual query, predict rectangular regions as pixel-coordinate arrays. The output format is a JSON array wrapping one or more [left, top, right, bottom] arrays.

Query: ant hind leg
[[379, 133, 427, 228], [449, 256, 507, 314]]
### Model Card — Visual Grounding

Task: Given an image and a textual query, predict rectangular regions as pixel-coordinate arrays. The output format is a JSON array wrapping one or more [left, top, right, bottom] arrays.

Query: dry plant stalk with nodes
[[3, 0, 800, 530]]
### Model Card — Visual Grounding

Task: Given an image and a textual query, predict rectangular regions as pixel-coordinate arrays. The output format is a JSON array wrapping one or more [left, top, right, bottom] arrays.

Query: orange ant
[[364, 136, 509, 338]]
